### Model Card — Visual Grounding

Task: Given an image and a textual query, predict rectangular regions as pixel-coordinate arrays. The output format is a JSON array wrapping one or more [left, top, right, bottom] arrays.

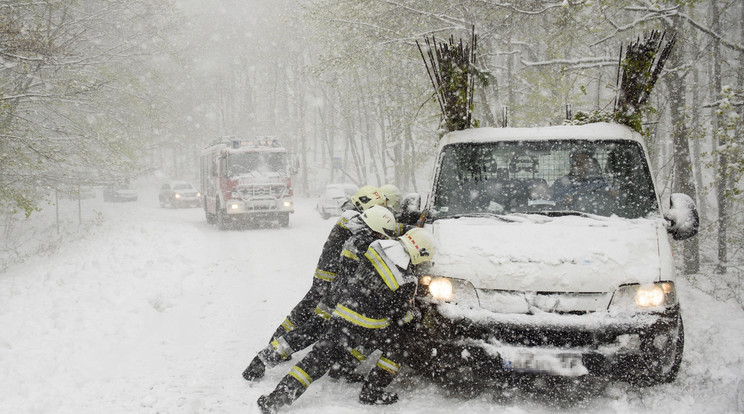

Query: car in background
[[315, 183, 357, 219], [159, 181, 201, 208], [103, 183, 138, 202]]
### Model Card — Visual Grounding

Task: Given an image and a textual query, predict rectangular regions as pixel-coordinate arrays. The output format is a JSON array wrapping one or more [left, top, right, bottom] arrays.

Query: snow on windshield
[[431, 140, 658, 219], [228, 151, 288, 177]]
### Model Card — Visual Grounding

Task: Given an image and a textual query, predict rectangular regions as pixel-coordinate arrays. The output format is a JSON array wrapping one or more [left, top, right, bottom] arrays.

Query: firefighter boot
[[243, 345, 286, 381], [242, 356, 265, 381], [358, 368, 398, 405], [359, 382, 399, 405], [257, 377, 305, 414]]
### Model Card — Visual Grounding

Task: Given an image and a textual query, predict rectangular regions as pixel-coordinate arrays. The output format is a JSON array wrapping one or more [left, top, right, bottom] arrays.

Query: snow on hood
[[429, 214, 663, 293]]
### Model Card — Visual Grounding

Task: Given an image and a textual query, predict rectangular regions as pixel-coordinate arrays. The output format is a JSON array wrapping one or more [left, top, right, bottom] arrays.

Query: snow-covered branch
[[520, 56, 617, 69]]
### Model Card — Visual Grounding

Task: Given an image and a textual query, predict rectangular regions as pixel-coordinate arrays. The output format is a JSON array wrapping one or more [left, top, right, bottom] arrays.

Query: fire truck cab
[[200, 137, 295, 229]]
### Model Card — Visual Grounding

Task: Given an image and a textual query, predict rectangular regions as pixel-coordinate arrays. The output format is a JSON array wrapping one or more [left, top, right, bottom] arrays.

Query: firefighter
[[244, 205, 398, 379], [380, 183, 419, 236], [256, 228, 436, 413], [379, 184, 401, 212], [242, 185, 386, 381]]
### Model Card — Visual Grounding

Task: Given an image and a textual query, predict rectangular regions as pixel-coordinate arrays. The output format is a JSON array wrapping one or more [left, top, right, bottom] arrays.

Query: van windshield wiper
[[441, 212, 517, 222], [517, 210, 600, 219]]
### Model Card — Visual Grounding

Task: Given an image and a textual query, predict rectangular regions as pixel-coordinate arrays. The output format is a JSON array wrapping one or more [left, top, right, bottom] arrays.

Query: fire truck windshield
[[228, 152, 288, 177]]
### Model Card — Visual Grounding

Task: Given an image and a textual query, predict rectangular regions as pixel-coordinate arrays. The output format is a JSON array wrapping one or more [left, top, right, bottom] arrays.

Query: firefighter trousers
[[269, 276, 331, 341], [263, 317, 406, 409]]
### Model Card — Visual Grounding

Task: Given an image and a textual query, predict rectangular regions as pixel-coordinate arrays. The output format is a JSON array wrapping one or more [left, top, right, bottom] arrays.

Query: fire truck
[[200, 137, 296, 229]]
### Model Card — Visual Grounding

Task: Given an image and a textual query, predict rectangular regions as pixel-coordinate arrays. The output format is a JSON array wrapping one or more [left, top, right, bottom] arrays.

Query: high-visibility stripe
[[341, 249, 359, 261], [336, 216, 350, 229], [270, 337, 294, 360], [350, 348, 367, 362], [333, 304, 390, 329], [365, 248, 399, 291], [376, 356, 400, 374], [401, 310, 414, 324], [314, 304, 332, 320], [314, 268, 337, 282], [281, 317, 295, 332], [288, 366, 313, 388]]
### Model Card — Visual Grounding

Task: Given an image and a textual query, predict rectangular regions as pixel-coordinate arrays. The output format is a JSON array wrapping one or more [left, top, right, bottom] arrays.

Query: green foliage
[[418, 32, 479, 134], [0, 186, 41, 218]]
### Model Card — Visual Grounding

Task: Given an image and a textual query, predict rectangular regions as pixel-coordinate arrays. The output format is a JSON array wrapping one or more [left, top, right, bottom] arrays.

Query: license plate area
[[499, 347, 588, 377]]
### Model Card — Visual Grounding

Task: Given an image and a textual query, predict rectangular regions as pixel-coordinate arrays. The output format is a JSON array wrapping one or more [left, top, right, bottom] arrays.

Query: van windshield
[[431, 140, 658, 219]]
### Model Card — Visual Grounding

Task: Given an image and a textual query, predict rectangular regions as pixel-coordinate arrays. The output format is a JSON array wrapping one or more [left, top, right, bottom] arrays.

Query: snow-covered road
[[0, 186, 742, 413]]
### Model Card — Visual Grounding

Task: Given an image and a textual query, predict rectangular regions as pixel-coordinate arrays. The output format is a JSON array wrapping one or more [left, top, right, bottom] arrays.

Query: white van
[[408, 122, 698, 387]]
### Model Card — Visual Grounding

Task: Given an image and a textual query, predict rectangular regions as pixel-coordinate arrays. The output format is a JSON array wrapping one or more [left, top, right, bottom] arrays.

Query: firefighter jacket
[[312, 209, 366, 283], [333, 239, 417, 330], [315, 228, 381, 319], [273, 209, 366, 337]]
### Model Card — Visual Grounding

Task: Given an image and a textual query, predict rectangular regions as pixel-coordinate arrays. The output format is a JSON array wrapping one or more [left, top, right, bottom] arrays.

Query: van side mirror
[[664, 193, 699, 240], [398, 193, 422, 226]]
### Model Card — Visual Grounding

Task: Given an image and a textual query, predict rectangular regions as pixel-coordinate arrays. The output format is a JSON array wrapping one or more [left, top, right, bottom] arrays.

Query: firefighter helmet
[[379, 184, 402, 211], [350, 185, 386, 212], [400, 228, 436, 265], [361, 205, 397, 238]]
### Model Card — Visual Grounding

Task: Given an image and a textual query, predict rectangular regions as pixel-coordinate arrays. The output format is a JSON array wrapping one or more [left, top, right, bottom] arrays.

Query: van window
[[431, 140, 657, 219]]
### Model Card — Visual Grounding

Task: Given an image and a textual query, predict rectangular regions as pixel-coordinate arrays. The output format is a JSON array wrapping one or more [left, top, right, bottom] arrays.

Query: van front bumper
[[410, 299, 683, 384]]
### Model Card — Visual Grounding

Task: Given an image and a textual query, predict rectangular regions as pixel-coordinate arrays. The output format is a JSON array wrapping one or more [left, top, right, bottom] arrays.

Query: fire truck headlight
[[283, 201, 292, 208], [174, 193, 182, 199], [230, 203, 241, 210]]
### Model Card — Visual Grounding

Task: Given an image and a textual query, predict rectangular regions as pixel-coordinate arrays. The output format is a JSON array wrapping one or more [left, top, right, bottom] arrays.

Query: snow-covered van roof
[[437, 122, 642, 150]]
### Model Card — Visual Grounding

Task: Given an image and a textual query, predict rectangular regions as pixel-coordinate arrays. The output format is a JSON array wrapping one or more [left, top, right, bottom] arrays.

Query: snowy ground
[[1, 183, 743, 414]]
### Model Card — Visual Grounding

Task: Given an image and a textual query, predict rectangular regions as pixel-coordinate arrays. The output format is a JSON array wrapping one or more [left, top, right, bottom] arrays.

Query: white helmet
[[360, 205, 397, 238], [399, 228, 436, 265], [350, 185, 386, 212], [379, 184, 402, 211]]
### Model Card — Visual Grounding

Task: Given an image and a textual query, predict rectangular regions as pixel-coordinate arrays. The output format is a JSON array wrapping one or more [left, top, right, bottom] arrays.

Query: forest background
[[1, 0, 743, 307]]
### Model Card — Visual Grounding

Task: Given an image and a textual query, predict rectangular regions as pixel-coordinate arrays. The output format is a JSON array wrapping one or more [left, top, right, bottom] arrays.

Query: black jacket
[[333, 240, 417, 329]]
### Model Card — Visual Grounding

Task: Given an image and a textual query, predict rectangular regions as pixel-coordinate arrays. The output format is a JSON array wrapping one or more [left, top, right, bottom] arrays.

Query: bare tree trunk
[[355, 81, 382, 185], [666, 17, 699, 274], [295, 55, 309, 196], [506, 32, 515, 124], [711, 1, 727, 274], [343, 100, 364, 183], [690, 5, 707, 221], [377, 104, 389, 185], [406, 124, 418, 193]]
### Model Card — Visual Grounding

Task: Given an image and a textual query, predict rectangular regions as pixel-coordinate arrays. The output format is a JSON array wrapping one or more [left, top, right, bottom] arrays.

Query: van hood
[[429, 214, 664, 293]]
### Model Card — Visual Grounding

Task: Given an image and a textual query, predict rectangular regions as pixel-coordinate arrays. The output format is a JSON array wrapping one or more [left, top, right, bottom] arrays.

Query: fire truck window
[[228, 153, 287, 176]]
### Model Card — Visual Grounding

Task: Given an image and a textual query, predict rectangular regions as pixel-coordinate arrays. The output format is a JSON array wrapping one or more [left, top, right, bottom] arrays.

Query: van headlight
[[419, 276, 479, 307], [609, 282, 677, 313]]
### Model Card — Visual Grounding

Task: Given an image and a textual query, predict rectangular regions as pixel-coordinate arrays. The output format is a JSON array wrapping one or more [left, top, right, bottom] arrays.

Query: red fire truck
[[200, 137, 296, 229]]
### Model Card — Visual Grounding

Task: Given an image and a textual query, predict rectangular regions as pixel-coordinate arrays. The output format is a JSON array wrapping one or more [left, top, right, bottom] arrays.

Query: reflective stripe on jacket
[[333, 304, 390, 329]]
